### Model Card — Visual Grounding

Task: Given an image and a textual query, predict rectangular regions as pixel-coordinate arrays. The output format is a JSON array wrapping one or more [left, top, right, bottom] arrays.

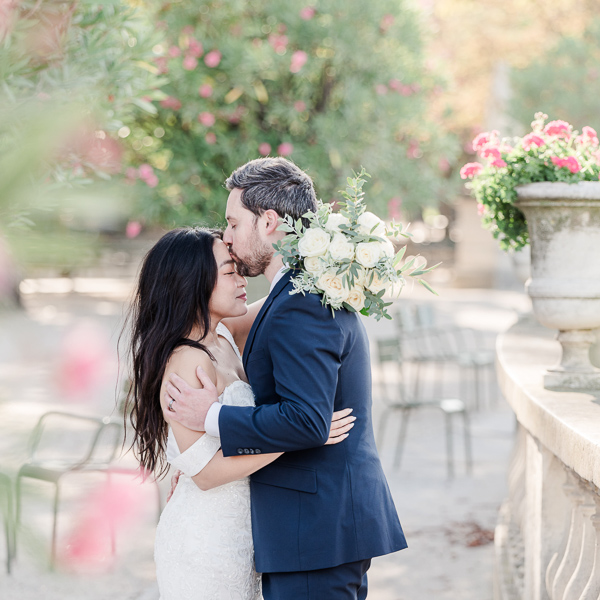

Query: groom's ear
[[262, 209, 281, 236]]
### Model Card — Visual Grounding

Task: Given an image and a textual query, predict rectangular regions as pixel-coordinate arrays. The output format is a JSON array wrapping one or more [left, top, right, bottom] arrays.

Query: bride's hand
[[325, 408, 356, 445], [167, 469, 182, 503]]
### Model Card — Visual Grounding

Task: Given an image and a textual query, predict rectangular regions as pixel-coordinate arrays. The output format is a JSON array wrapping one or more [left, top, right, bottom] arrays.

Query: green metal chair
[[376, 338, 473, 478], [15, 411, 124, 567], [0, 471, 14, 573]]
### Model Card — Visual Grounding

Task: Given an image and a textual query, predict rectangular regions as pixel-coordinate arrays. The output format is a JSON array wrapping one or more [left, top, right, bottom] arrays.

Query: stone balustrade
[[495, 315, 600, 600]]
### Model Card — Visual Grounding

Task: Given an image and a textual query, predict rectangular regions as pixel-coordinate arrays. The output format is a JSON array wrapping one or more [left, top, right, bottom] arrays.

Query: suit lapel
[[242, 271, 293, 370]]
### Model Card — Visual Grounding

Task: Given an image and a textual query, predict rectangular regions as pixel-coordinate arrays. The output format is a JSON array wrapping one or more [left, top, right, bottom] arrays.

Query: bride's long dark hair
[[122, 227, 222, 478]]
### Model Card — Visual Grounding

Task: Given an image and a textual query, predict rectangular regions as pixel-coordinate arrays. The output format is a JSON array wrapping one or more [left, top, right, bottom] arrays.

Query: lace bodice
[[155, 323, 261, 600]]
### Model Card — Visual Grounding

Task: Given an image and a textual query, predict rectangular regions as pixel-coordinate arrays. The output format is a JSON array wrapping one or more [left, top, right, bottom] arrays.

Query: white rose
[[304, 255, 326, 275], [355, 242, 382, 268], [381, 238, 395, 258], [357, 211, 386, 237], [354, 267, 367, 287], [366, 270, 388, 294], [328, 233, 355, 261], [345, 287, 366, 312], [298, 227, 330, 257], [317, 269, 350, 303], [325, 213, 351, 233]]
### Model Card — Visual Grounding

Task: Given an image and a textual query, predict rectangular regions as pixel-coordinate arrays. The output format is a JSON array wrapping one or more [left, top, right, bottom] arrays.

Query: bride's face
[[208, 239, 248, 320]]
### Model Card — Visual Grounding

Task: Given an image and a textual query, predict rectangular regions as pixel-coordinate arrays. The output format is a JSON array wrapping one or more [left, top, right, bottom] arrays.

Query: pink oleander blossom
[[126, 221, 142, 239], [268, 34, 288, 53], [187, 39, 203, 58], [258, 143, 271, 156], [204, 50, 222, 68], [160, 96, 182, 110], [205, 132, 217, 145], [168, 46, 181, 58], [182, 55, 198, 70], [388, 78, 402, 92], [477, 203, 485, 216], [198, 84, 213, 98], [380, 14, 395, 33], [198, 112, 216, 127], [290, 50, 308, 74], [460, 162, 483, 179], [294, 100, 307, 112], [522, 133, 545, 151], [278, 142, 293, 156], [145, 174, 159, 188], [544, 120, 572, 139], [154, 57, 168, 75], [300, 6, 316, 20]]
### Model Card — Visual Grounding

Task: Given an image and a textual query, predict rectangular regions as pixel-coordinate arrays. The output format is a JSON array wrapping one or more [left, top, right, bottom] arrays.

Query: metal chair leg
[[445, 412, 454, 479], [393, 408, 411, 469], [50, 483, 60, 569], [463, 410, 473, 475]]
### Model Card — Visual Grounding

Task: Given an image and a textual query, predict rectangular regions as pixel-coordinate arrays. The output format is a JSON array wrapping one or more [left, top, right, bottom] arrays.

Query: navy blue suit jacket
[[218, 271, 407, 573]]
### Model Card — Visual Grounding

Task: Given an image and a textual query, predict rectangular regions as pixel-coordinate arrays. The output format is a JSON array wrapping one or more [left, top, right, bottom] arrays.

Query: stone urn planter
[[515, 181, 600, 390]]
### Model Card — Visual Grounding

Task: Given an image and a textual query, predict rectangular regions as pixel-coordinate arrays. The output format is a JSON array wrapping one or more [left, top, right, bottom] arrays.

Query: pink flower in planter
[[183, 55, 198, 70], [294, 100, 307, 112], [576, 126, 599, 147], [300, 6, 316, 20], [491, 158, 507, 168], [544, 120, 572, 139], [259, 143, 271, 156], [168, 46, 181, 58], [160, 96, 182, 110], [198, 84, 213, 98], [472, 131, 499, 152], [205, 132, 217, 145], [204, 50, 222, 68], [290, 50, 308, 73], [188, 39, 203, 58], [375, 84, 388, 95], [551, 156, 581, 173], [480, 145, 501, 161], [460, 162, 483, 179], [198, 112, 216, 127], [126, 221, 142, 239], [278, 142, 293, 156], [522, 133, 545, 150]]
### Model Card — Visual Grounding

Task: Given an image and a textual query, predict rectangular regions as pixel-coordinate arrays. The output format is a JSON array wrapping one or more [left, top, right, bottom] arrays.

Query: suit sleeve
[[218, 296, 344, 456]]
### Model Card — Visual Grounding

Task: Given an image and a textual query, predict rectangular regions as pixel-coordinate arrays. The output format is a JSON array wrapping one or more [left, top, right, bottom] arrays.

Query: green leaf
[[418, 279, 439, 296]]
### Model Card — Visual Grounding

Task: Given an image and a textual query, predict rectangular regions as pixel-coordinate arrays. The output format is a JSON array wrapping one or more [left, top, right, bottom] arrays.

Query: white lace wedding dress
[[155, 323, 262, 600]]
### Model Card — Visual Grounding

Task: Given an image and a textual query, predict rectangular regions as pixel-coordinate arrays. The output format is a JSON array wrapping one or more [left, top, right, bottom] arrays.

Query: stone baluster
[[562, 495, 596, 599], [546, 478, 577, 594], [550, 480, 586, 600], [578, 493, 600, 600]]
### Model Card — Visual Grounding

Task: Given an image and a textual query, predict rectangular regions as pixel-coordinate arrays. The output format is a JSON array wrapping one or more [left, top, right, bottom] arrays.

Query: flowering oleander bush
[[460, 113, 600, 250], [274, 169, 437, 321]]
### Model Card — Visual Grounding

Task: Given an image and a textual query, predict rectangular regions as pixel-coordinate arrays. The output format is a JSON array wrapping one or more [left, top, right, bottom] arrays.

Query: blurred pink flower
[[472, 131, 499, 152], [183, 55, 198, 70], [388, 78, 402, 92], [168, 46, 181, 58], [199, 84, 213, 98], [145, 174, 159, 188], [399, 84, 413, 96], [228, 106, 246, 124], [181, 25, 195, 35], [460, 162, 483, 179], [522, 133, 545, 151], [491, 158, 507, 168], [544, 120, 572, 139], [480, 145, 501, 161], [188, 39, 203, 58], [198, 112, 216, 127], [160, 96, 182, 110], [57, 323, 113, 398], [154, 57, 169, 75], [438, 157, 451, 173], [375, 84, 388, 95], [82, 135, 123, 174], [138, 164, 154, 180], [294, 100, 307, 112], [380, 14, 395, 33], [477, 203, 485, 216], [300, 6, 316, 20], [406, 139, 421, 159], [126, 221, 142, 239], [268, 34, 288, 53], [278, 142, 293, 156], [204, 50, 222, 68], [576, 126, 599, 147], [205, 132, 217, 145], [0, 0, 18, 41], [387, 197, 402, 220], [125, 167, 138, 181], [259, 143, 271, 156], [290, 50, 308, 73], [552, 156, 581, 173]]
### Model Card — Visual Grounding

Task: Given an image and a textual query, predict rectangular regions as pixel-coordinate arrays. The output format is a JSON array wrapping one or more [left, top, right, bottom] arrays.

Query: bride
[[123, 227, 354, 600]]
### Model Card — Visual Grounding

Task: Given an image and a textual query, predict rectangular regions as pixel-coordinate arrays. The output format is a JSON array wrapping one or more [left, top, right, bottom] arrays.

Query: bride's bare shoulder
[[164, 345, 217, 387]]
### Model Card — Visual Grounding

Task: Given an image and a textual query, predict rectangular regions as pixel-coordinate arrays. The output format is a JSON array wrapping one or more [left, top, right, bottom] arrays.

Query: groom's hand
[[165, 366, 218, 432]]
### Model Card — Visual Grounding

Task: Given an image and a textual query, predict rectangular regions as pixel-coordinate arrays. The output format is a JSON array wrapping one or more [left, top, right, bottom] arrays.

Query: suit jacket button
[[249, 449, 255, 454], [244, 448, 250, 454], [255, 449, 261, 454], [237, 448, 243, 455]]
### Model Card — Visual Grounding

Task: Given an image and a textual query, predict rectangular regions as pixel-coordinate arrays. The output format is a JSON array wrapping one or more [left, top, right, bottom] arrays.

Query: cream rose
[[304, 255, 326, 275], [298, 227, 330, 257], [325, 212, 351, 233], [345, 287, 366, 312], [355, 242, 382, 268], [328, 233, 355, 261], [366, 270, 387, 294], [317, 269, 350, 303], [381, 238, 395, 258], [357, 211, 386, 237]]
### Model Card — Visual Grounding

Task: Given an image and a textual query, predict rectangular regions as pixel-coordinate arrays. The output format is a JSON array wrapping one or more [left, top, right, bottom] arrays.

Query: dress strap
[[216, 322, 243, 361]]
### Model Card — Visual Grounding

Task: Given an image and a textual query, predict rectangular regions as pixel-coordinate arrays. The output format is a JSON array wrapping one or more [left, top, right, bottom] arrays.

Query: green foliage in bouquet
[[460, 113, 600, 251], [274, 169, 438, 321], [124, 0, 458, 227]]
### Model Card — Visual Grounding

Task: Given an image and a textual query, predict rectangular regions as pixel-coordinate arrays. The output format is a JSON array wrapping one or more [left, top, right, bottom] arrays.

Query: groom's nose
[[223, 226, 233, 245]]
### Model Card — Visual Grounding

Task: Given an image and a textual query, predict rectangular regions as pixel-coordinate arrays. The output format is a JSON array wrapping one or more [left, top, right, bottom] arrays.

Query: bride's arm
[[221, 296, 266, 354]]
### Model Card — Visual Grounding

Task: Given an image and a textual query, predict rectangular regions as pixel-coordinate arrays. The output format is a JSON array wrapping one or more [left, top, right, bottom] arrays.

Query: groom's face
[[223, 188, 272, 277]]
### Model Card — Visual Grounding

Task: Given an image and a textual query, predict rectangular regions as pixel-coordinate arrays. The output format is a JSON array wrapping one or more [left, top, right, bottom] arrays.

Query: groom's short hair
[[225, 157, 317, 221]]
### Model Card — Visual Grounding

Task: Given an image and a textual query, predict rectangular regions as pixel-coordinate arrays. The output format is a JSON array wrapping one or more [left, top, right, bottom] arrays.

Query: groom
[[166, 157, 407, 599]]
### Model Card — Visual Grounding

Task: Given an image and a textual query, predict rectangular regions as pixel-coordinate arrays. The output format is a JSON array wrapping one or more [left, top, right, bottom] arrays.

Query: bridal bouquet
[[273, 169, 437, 321]]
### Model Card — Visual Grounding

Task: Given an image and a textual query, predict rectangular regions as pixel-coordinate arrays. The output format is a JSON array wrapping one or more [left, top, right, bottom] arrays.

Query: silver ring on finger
[[168, 397, 175, 411]]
